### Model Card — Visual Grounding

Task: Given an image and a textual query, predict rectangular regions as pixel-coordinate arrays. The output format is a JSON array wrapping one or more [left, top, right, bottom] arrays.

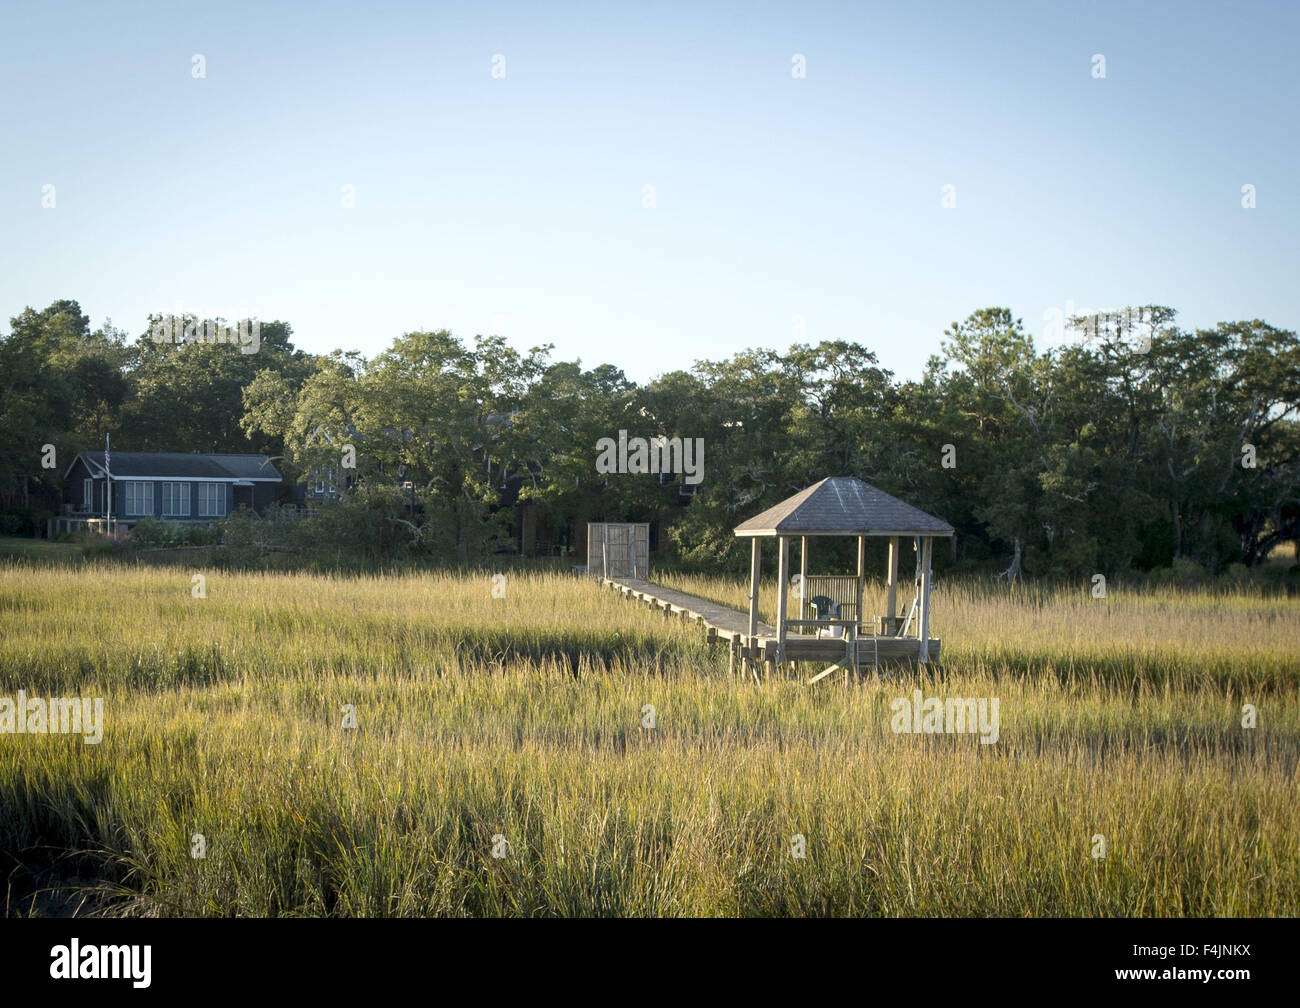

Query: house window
[[161, 482, 190, 517], [124, 481, 153, 516], [198, 483, 226, 517], [83, 479, 93, 512]]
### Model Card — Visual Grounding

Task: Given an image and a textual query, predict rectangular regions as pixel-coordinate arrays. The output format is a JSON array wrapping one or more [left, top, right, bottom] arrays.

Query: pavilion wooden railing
[[781, 617, 859, 638], [793, 576, 919, 637], [796, 575, 861, 625]]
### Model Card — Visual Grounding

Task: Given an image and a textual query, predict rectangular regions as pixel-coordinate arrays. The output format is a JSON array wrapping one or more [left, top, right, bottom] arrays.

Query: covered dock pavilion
[[732, 477, 954, 680]]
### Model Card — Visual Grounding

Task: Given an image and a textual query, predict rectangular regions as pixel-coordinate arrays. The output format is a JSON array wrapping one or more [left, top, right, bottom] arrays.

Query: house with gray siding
[[56, 451, 282, 533]]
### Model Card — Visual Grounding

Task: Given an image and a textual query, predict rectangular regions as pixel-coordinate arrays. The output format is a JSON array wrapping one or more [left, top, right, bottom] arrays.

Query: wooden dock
[[600, 576, 940, 681]]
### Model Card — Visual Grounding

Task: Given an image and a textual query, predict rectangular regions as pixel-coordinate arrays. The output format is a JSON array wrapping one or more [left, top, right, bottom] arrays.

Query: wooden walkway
[[600, 576, 940, 680], [601, 577, 776, 636]]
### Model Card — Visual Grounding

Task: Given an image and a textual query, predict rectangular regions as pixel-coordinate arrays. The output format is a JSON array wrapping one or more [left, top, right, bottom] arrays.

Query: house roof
[[68, 451, 282, 482], [734, 477, 954, 538]]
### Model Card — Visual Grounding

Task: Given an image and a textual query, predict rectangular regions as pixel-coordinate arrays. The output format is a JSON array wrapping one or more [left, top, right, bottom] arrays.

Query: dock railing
[[781, 617, 868, 671]]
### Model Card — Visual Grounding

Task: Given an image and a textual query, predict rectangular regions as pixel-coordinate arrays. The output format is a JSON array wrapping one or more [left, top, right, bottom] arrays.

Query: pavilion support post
[[799, 535, 808, 622], [886, 536, 900, 634], [856, 536, 866, 635], [776, 536, 790, 664], [745, 537, 761, 678], [918, 537, 933, 663]]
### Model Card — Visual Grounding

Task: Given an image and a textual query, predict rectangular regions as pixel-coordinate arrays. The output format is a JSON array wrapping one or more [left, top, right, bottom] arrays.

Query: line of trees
[[2, 299, 1298, 578]]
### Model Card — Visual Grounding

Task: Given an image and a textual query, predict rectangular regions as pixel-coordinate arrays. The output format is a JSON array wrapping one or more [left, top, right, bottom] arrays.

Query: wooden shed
[[587, 522, 650, 580]]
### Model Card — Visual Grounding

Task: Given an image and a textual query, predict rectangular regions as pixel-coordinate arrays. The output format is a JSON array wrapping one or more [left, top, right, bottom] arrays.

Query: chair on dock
[[807, 595, 844, 638]]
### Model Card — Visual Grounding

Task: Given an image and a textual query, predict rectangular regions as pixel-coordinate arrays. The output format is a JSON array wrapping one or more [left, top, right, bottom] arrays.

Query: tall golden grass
[[1, 561, 1296, 916]]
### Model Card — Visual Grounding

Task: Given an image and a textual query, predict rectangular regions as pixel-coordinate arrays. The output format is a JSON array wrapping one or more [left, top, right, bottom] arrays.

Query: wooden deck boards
[[604, 576, 776, 636]]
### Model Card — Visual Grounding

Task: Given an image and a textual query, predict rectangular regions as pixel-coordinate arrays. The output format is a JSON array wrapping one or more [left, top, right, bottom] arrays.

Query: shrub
[[1218, 562, 1251, 587], [215, 504, 304, 568], [1150, 557, 1207, 587], [0, 507, 47, 537], [81, 537, 125, 559], [127, 518, 221, 549]]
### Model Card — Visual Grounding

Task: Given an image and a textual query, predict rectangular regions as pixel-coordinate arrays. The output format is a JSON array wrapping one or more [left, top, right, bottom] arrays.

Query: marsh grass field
[[1, 560, 1297, 916]]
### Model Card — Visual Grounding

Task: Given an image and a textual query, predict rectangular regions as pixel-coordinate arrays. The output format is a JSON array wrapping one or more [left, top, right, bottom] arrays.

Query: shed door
[[606, 524, 632, 579], [633, 524, 649, 578]]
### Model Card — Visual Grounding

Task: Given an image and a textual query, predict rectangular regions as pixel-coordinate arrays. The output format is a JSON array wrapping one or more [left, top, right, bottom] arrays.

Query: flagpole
[[105, 433, 112, 535]]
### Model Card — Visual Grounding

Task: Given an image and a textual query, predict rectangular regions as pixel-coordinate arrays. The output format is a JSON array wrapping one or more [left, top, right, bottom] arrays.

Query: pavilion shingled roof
[[733, 477, 954, 537]]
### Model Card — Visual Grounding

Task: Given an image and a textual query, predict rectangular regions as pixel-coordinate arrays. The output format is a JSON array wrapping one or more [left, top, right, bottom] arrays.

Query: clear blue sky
[[2, 0, 1295, 383]]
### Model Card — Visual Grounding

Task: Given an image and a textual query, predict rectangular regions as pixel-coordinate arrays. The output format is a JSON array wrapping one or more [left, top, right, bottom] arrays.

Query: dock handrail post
[[846, 621, 860, 681]]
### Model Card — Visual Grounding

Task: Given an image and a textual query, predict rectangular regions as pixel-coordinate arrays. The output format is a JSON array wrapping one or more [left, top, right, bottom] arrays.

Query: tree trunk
[[999, 537, 1022, 583]]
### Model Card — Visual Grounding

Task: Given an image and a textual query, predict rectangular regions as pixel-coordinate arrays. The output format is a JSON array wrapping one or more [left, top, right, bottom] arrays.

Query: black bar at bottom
[[0, 916, 1285, 996]]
